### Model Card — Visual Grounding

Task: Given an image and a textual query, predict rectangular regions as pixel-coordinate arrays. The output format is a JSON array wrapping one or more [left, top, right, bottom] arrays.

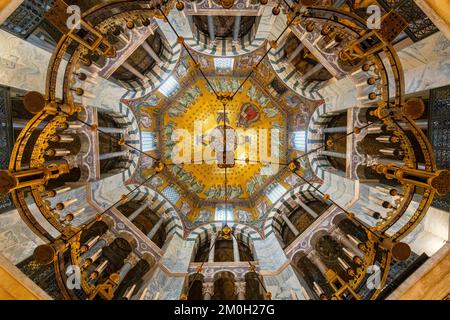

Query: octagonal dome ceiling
[[159, 77, 288, 204], [123, 51, 321, 223]]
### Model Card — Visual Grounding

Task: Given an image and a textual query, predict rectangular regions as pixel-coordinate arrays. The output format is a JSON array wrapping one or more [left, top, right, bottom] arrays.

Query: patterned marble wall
[[263, 266, 307, 300], [318, 31, 450, 113], [0, 29, 53, 93], [0, 29, 126, 110], [249, 233, 306, 300], [159, 234, 196, 273], [141, 233, 195, 299], [0, 209, 44, 264], [141, 266, 186, 300], [394, 32, 450, 95]]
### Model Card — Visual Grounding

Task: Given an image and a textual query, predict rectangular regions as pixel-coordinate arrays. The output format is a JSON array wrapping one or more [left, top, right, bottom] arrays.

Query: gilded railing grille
[[0, 0, 54, 38], [0, 86, 13, 213], [429, 85, 450, 211], [377, 0, 439, 42]]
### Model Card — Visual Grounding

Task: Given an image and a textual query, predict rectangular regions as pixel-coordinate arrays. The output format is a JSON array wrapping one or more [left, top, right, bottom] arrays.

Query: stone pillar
[[308, 250, 328, 276], [233, 15, 241, 43], [117, 253, 139, 285], [98, 127, 127, 134], [299, 64, 324, 83], [323, 126, 347, 133], [128, 202, 148, 222], [99, 150, 128, 161], [287, 43, 304, 63], [121, 61, 147, 81], [207, 16, 215, 43], [141, 41, 163, 65], [234, 281, 246, 300], [281, 214, 300, 236], [333, 228, 364, 258], [81, 231, 115, 264], [202, 282, 214, 300], [146, 217, 164, 240], [232, 236, 240, 262], [296, 198, 319, 219], [321, 150, 347, 159], [208, 233, 217, 263], [333, 0, 346, 8]]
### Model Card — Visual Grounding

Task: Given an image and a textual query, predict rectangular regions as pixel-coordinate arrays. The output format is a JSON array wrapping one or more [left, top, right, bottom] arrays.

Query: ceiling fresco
[[160, 77, 287, 204], [122, 52, 322, 228]]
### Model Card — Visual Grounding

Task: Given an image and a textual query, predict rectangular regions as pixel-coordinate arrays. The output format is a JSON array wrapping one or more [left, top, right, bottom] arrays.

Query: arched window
[[215, 205, 234, 222], [266, 183, 286, 204], [141, 132, 157, 151], [214, 58, 234, 73], [292, 131, 306, 151], [158, 75, 180, 97]]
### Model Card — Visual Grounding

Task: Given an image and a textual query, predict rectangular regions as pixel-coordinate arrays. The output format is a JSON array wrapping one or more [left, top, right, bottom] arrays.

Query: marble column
[[333, 228, 364, 258], [81, 231, 115, 264], [98, 127, 127, 134], [99, 150, 128, 161], [308, 250, 328, 276], [208, 234, 217, 263], [141, 41, 163, 65], [207, 16, 215, 43], [202, 282, 214, 300], [333, 0, 346, 8], [121, 61, 147, 81], [299, 64, 324, 83], [234, 281, 246, 300], [281, 214, 300, 236], [323, 126, 347, 133], [13, 120, 47, 130], [232, 236, 240, 262], [117, 253, 139, 285], [287, 43, 304, 63], [233, 15, 241, 43], [128, 202, 148, 222], [296, 199, 319, 219], [146, 217, 164, 240], [321, 150, 346, 159]]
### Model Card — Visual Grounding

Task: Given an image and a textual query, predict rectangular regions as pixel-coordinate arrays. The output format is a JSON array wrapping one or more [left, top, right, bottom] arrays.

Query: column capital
[[234, 281, 246, 296], [124, 252, 140, 267], [100, 230, 115, 245], [202, 282, 214, 296], [332, 227, 346, 240]]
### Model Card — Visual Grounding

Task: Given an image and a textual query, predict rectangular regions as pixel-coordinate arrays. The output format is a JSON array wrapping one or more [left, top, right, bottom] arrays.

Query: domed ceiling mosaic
[[122, 52, 321, 226]]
